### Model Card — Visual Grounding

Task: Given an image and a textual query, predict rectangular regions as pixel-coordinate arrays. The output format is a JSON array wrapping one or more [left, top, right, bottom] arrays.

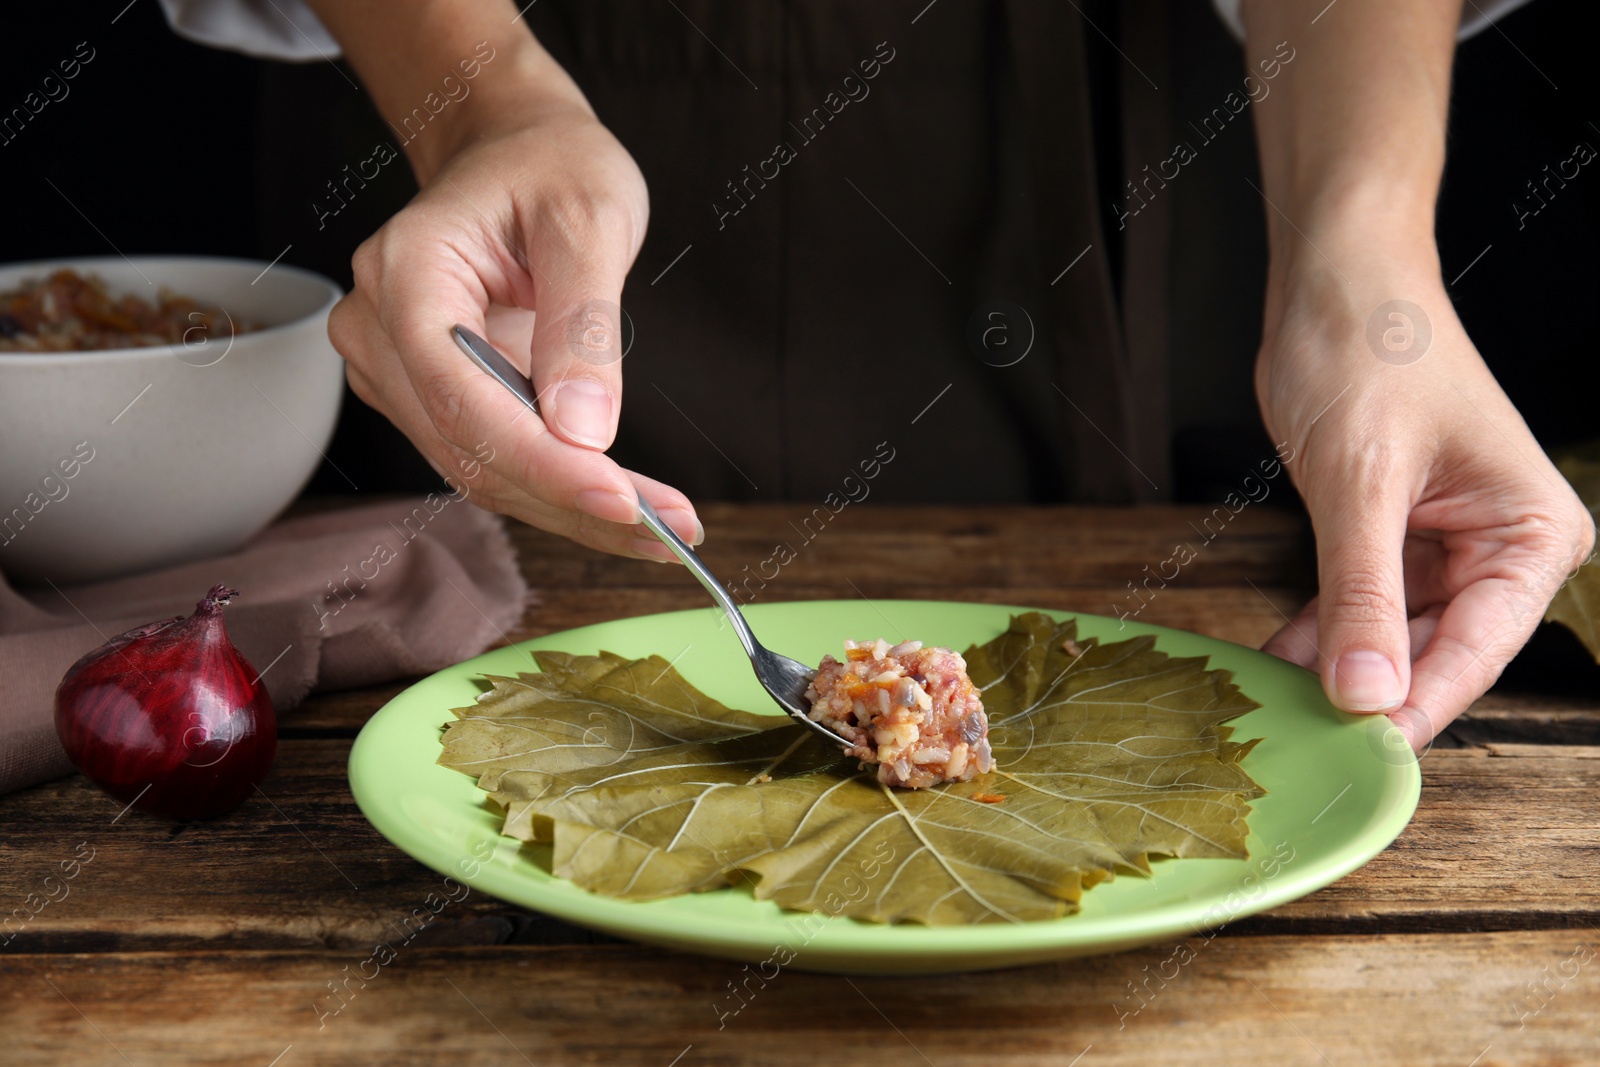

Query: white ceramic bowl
[[0, 256, 345, 584]]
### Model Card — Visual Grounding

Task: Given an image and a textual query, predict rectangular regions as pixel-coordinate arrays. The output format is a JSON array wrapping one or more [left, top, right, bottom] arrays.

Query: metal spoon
[[450, 325, 846, 748]]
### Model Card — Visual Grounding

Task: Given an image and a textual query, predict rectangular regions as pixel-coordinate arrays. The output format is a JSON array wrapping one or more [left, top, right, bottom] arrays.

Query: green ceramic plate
[[348, 600, 1420, 975]]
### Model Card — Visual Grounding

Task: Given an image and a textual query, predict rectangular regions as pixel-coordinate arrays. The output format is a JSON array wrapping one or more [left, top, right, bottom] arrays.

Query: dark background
[[2, 0, 1595, 687]]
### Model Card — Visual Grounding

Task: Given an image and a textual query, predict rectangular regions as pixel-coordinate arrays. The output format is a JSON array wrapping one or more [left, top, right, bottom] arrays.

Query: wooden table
[[4, 503, 1596, 1066]]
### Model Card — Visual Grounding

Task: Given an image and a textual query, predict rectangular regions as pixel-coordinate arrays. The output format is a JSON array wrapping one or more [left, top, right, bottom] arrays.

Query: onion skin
[[53, 584, 277, 820]]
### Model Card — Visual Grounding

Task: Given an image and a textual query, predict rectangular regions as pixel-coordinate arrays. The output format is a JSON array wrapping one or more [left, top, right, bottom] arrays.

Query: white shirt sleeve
[[156, 0, 341, 62], [1210, 0, 1536, 44]]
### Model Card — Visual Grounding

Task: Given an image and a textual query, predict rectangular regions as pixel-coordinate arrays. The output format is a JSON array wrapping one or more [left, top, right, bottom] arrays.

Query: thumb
[[1309, 469, 1414, 713], [529, 261, 630, 452]]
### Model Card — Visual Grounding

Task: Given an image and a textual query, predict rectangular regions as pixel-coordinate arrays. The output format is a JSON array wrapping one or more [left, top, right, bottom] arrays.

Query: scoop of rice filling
[[804, 638, 995, 789]]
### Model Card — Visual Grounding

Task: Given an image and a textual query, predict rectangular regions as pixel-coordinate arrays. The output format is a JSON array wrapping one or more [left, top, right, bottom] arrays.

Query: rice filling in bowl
[[804, 639, 995, 789], [0, 269, 259, 352]]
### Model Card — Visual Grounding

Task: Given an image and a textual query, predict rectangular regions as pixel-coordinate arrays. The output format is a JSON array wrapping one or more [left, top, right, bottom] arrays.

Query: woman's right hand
[[327, 89, 701, 561]]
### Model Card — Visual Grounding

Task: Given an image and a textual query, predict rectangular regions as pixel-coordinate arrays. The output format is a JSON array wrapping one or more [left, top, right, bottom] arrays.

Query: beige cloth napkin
[[0, 498, 530, 796]]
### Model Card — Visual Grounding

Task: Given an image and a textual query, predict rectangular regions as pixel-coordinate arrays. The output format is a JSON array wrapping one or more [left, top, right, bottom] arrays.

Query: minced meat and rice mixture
[[804, 638, 995, 789]]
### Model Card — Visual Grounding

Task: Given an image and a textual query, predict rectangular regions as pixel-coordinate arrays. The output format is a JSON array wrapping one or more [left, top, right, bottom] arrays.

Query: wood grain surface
[[3, 933, 1595, 1067], [2, 503, 1595, 1065]]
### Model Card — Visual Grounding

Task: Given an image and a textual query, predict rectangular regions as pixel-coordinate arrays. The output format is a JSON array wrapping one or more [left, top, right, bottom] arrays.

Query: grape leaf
[[438, 612, 1266, 924], [1546, 446, 1600, 662]]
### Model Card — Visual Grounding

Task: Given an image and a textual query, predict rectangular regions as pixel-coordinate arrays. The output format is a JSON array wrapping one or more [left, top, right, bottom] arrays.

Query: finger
[[1260, 596, 1320, 670], [365, 231, 643, 525], [1402, 534, 1454, 610], [1407, 604, 1445, 661], [346, 368, 658, 564], [337, 279, 688, 562], [348, 350, 655, 557], [334, 289, 493, 479], [1394, 569, 1559, 750], [341, 287, 640, 551], [1262, 597, 1444, 691], [344, 321, 694, 563], [484, 305, 537, 362], [626, 470, 703, 546], [524, 212, 636, 452], [472, 306, 704, 544], [1308, 456, 1417, 713]]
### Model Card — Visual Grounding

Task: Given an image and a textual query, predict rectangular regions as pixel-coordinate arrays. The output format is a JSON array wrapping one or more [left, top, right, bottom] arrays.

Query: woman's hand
[[1237, 0, 1592, 749], [1256, 249, 1594, 750], [313, 6, 700, 560]]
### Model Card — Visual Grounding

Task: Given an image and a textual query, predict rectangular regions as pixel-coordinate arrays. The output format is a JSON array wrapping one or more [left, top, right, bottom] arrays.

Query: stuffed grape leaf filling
[[437, 612, 1266, 924]]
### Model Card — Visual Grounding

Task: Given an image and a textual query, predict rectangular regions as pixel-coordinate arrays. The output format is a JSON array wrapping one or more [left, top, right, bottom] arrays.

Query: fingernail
[[575, 489, 639, 524], [660, 508, 704, 546], [1332, 650, 1403, 711], [551, 379, 614, 449]]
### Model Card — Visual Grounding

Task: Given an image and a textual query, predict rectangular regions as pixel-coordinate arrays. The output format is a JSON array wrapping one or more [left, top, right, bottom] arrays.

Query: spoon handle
[[636, 499, 761, 661], [450, 325, 764, 662], [452, 326, 542, 415]]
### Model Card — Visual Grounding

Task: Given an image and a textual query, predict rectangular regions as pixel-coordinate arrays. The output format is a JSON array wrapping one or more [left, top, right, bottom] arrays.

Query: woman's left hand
[[1255, 250, 1594, 751]]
